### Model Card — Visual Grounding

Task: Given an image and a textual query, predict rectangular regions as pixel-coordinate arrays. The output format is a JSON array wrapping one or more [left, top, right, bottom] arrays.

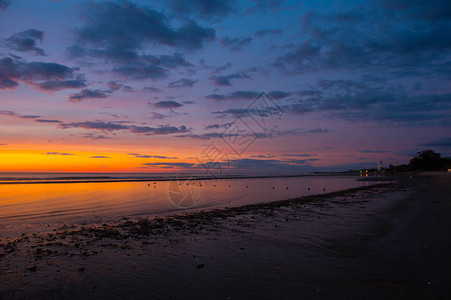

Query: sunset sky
[[0, 0, 450, 174]]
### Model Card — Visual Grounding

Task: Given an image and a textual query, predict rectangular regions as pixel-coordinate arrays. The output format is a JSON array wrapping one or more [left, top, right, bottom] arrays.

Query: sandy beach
[[1, 173, 450, 299]]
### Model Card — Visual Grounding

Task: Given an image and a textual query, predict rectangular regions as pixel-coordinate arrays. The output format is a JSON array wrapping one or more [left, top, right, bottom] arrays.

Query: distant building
[[377, 161, 383, 172]]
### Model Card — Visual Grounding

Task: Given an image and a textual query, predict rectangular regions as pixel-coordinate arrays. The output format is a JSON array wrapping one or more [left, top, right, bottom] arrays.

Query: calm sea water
[[0, 175, 373, 236]]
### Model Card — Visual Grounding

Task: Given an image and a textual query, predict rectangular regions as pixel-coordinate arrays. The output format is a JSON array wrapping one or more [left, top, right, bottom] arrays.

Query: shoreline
[[1, 174, 450, 298]]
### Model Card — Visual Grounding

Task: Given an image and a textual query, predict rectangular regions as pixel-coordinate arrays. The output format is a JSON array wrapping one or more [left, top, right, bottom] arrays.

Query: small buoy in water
[[286, 187, 288, 190], [246, 186, 248, 188], [214, 185, 216, 187], [148, 184, 150, 186], [229, 185, 231, 187], [272, 187, 275, 189], [308, 188, 310, 190], [323, 188, 326, 191]]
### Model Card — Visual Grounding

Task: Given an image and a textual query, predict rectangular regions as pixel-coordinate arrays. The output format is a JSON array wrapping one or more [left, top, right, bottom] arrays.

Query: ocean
[[0, 173, 374, 237]]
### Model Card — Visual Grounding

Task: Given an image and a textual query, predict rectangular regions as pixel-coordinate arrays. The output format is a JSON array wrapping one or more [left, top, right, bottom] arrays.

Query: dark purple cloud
[[107, 81, 122, 91], [152, 100, 184, 109], [90, 156, 110, 159], [38, 78, 86, 91], [209, 72, 249, 86], [267, 91, 291, 99], [4, 29, 45, 56], [129, 125, 189, 135], [206, 90, 260, 101], [0, 56, 77, 90], [35, 119, 62, 123], [128, 153, 178, 159], [69, 89, 109, 102], [285, 77, 451, 126], [273, 3, 451, 73], [82, 133, 112, 140], [46, 152, 74, 156], [204, 122, 233, 130], [141, 162, 198, 169], [59, 121, 129, 131], [0, 0, 11, 10], [70, 1, 215, 64], [59, 120, 190, 136], [176, 132, 239, 140], [143, 86, 161, 93], [168, 78, 196, 88]]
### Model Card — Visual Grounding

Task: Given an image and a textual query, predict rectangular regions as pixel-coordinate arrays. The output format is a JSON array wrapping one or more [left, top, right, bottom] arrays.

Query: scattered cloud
[[35, 119, 62, 123], [0, 56, 78, 91], [38, 78, 86, 91], [4, 29, 45, 55], [46, 152, 74, 156], [90, 156, 110, 159], [59, 120, 190, 136], [204, 122, 233, 130], [273, 4, 451, 73], [206, 90, 260, 101], [220, 36, 253, 51], [143, 86, 162, 93], [69, 89, 109, 102], [68, 0, 214, 81], [209, 72, 249, 86], [151, 100, 184, 109], [149, 112, 166, 119], [128, 153, 178, 159], [284, 78, 451, 126], [268, 90, 291, 99], [141, 162, 198, 169], [175, 132, 239, 140], [82, 133, 112, 140], [168, 78, 196, 88]]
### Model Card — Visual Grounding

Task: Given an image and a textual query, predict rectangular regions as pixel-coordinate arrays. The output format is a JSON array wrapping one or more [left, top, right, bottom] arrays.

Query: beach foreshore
[[1, 173, 450, 299]]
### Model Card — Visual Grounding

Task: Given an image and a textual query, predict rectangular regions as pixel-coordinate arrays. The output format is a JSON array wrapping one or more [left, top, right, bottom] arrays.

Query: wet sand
[[0, 173, 450, 299]]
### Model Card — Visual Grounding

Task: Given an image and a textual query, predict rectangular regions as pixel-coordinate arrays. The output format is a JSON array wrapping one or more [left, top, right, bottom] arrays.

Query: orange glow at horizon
[[0, 145, 202, 173]]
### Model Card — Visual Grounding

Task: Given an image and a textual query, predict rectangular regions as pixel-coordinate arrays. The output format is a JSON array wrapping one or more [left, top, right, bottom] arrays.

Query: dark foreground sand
[[1, 174, 450, 299]]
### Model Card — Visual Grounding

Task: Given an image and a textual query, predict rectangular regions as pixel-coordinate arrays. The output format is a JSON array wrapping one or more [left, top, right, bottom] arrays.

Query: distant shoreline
[[0, 172, 362, 185]]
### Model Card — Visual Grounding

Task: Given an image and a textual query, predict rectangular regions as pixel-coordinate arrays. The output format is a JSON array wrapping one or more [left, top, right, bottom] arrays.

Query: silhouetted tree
[[409, 150, 446, 171]]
